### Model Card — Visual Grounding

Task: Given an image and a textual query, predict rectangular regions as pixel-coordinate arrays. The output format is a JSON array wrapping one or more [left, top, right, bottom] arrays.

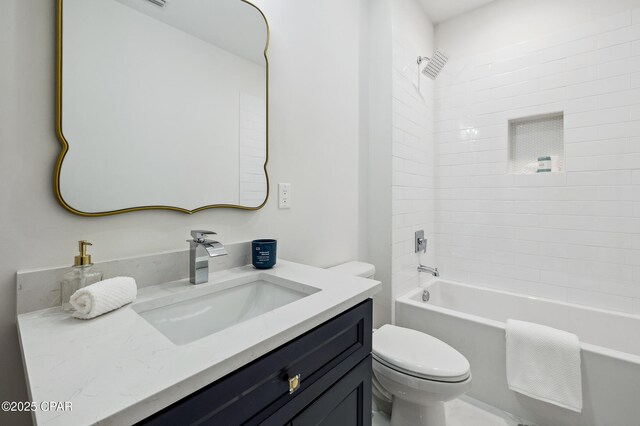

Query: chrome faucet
[[417, 264, 439, 277], [188, 230, 227, 284]]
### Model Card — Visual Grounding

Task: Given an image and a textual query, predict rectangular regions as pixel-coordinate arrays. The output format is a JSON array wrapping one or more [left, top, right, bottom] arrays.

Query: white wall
[[0, 0, 368, 423], [367, 0, 394, 326], [434, 0, 640, 313], [391, 0, 436, 308], [366, 0, 435, 326], [61, 0, 266, 211]]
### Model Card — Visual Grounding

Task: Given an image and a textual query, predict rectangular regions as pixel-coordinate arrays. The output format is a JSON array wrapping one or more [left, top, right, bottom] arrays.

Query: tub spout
[[418, 264, 439, 277]]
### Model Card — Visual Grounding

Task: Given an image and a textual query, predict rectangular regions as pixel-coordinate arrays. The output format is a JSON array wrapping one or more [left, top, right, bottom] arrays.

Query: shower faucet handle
[[415, 230, 427, 253]]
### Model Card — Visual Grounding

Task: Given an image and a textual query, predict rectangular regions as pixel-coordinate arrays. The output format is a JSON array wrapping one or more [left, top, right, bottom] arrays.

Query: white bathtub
[[395, 279, 640, 426]]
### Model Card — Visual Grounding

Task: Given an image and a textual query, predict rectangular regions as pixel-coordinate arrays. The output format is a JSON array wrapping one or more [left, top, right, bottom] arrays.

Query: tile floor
[[372, 395, 532, 426]]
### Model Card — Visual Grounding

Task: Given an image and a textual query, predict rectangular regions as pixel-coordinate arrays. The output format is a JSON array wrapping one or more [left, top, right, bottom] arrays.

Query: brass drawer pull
[[288, 374, 301, 394]]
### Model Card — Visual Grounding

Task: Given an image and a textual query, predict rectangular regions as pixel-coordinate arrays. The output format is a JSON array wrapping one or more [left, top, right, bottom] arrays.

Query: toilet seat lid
[[373, 324, 470, 382]]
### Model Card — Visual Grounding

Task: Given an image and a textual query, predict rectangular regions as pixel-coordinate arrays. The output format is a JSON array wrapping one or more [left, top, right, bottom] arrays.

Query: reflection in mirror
[[56, 0, 269, 215]]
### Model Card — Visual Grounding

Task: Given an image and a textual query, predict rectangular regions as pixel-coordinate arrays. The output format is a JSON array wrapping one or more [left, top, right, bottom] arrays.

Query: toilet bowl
[[373, 324, 471, 426], [328, 262, 472, 426]]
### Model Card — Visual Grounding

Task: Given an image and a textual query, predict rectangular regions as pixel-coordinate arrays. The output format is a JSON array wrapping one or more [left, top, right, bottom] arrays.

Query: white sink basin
[[134, 275, 320, 345]]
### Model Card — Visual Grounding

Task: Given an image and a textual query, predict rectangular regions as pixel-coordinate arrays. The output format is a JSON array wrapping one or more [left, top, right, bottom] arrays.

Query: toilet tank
[[328, 261, 376, 279]]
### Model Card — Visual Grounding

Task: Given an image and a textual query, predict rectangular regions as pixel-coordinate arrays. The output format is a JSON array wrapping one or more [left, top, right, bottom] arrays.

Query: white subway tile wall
[[239, 93, 267, 207], [434, 9, 640, 313], [392, 28, 436, 302]]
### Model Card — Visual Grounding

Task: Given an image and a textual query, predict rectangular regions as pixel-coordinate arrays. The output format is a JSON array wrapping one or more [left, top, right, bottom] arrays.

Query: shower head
[[417, 50, 448, 80], [143, 0, 167, 8]]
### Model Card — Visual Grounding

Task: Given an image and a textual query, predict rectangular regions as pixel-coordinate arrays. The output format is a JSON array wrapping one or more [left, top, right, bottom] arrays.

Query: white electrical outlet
[[278, 183, 291, 209]]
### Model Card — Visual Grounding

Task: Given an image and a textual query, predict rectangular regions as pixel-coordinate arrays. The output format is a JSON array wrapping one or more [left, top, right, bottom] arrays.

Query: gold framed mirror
[[55, 0, 269, 216]]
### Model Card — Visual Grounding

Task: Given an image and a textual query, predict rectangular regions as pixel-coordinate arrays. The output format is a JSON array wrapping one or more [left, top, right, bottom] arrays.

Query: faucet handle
[[190, 230, 217, 242]]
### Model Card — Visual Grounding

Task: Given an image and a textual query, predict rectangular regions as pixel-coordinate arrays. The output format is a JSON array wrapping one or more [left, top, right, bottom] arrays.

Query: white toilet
[[329, 262, 472, 426]]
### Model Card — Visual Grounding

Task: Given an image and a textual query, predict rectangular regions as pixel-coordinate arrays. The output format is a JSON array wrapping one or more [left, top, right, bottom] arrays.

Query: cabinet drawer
[[139, 299, 372, 426], [262, 355, 372, 426]]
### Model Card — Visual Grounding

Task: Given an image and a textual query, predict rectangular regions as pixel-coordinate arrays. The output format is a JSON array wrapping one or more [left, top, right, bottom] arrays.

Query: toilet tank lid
[[328, 261, 375, 278]]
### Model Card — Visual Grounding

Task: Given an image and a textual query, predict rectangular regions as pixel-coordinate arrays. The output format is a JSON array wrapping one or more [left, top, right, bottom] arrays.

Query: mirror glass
[[57, 0, 268, 214]]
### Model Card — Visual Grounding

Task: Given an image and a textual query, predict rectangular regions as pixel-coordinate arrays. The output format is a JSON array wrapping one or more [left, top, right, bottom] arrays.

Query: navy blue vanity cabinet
[[138, 299, 373, 426]]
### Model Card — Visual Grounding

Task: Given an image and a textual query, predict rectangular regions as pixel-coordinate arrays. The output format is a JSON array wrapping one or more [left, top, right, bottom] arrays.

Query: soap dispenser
[[60, 241, 103, 311]]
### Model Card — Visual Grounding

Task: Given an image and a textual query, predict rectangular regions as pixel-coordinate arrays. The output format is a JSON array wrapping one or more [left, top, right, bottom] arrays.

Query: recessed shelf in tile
[[508, 112, 564, 174]]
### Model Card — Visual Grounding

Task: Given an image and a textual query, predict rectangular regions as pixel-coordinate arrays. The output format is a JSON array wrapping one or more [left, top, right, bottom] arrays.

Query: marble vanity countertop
[[17, 260, 380, 426]]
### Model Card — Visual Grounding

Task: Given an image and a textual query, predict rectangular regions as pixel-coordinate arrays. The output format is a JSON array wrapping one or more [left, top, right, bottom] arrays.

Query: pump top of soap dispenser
[[74, 240, 94, 266]]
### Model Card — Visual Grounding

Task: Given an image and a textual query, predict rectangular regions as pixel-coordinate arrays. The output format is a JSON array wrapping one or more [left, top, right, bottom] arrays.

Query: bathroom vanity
[[17, 260, 379, 425], [139, 299, 372, 425]]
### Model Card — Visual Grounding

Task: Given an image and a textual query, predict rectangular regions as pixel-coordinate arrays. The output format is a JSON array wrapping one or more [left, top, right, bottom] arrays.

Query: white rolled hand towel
[[70, 277, 137, 319]]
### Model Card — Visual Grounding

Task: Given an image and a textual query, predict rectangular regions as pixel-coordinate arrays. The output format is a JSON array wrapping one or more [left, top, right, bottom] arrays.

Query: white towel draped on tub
[[70, 277, 137, 319], [506, 319, 582, 412]]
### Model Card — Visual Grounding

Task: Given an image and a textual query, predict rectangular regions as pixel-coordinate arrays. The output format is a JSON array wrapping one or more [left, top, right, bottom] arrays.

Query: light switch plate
[[278, 183, 291, 209], [415, 230, 426, 253]]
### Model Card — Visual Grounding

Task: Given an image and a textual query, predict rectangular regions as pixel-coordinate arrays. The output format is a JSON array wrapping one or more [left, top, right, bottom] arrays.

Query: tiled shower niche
[[508, 112, 564, 174]]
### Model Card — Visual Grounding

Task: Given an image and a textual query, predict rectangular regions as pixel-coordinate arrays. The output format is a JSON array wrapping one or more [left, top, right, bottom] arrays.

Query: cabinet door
[[291, 356, 372, 426]]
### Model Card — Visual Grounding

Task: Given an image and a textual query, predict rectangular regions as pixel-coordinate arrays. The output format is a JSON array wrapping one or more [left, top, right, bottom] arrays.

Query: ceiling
[[114, 0, 267, 65], [419, 0, 496, 24]]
